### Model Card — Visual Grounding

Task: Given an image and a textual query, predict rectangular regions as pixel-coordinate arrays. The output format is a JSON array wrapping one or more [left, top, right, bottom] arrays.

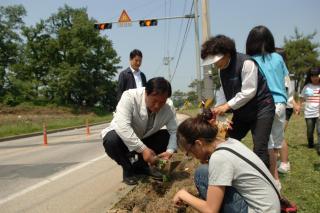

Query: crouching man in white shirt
[[101, 77, 178, 185]]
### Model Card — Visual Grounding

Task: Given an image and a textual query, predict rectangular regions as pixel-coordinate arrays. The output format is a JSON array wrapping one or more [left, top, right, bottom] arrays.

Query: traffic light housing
[[139, 19, 157, 27], [94, 23, 112, 30]]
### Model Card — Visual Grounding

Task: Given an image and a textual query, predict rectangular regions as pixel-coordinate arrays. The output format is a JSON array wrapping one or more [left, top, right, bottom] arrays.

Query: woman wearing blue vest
[[201, 35, 275, 167], [246, 25, 289, 190]]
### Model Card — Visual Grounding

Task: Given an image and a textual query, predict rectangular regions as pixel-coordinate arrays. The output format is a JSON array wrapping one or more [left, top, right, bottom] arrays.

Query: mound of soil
[[109, 152, 200, 213]]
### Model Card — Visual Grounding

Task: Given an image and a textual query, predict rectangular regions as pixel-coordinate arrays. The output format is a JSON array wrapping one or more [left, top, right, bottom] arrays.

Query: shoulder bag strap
[[215, 147, 281, 200]]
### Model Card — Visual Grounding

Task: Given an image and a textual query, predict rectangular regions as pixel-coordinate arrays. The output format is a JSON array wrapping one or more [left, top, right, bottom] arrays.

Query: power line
[[170, 0, 194, 82], [173, 0, 188, 58]]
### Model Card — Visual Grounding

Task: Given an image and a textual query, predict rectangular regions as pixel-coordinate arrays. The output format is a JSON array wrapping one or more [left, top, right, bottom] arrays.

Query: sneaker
[[278, 162, 290, 173], [275, 179, 282, 191]]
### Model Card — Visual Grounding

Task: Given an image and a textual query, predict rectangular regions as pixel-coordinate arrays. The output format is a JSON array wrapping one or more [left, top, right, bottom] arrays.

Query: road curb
[[0, 121, 108, 142]]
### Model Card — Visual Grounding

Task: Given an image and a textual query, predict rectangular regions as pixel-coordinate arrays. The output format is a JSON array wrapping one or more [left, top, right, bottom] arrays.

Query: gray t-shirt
[[208, 138, 280, 213]]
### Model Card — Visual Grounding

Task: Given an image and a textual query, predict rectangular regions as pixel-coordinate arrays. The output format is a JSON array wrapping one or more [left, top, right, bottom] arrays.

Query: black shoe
[[123, 175, 138, 185], [135, 166, 163, 180], [308, 144, 314, 148], [123, 168, 138, 185], [317, 147, 320, 156]]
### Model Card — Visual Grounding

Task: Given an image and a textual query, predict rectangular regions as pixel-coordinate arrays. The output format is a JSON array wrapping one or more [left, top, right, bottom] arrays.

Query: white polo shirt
[[130, 66, 143, 88]]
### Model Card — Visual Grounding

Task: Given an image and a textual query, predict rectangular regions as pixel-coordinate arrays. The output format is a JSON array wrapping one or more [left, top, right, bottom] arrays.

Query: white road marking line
[[0, 154, 106, 206]]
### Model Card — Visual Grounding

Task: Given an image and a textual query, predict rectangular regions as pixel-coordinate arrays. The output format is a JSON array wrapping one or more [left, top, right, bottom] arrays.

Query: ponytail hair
[[177, 111, 218, 149]]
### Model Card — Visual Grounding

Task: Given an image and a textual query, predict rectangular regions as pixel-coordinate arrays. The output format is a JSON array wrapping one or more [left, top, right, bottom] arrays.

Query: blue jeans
[[194, 164, 248, 213]]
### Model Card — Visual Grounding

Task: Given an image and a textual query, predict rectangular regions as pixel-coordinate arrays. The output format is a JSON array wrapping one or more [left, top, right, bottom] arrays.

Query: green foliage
[[284, 28, 320, 91], [0, 5, 120, 110], [0, 5, 26, 99], [172, 90, 185, 108]]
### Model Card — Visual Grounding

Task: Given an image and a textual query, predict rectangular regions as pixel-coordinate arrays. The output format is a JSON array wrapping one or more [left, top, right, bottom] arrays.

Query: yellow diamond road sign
[[118, 10, 131, 26]]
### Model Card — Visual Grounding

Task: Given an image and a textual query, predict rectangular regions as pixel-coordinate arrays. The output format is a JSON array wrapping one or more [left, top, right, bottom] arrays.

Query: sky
[[1, 0, 319, 92]]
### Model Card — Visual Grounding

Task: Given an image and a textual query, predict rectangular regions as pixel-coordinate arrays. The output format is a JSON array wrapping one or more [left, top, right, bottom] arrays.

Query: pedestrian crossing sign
[[118, 10, 132, 27]]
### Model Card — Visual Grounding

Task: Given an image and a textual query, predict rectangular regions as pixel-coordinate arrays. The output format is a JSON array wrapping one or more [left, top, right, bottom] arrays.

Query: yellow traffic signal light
[[94, 23, 112, 30], [139, 19, 157, 27]]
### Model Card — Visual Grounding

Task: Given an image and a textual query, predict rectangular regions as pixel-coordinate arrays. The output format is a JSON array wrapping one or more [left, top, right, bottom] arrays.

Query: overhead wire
[[170, 0, 194, 82], [173, 0, 188, 58]]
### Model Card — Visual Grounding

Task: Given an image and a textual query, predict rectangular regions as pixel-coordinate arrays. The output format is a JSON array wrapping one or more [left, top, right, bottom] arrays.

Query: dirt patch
[[109, 152, 200, 213], [0, 105, 95, 125]]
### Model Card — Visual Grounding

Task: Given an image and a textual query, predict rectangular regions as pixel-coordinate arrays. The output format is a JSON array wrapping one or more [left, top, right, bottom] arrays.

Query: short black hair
[[304, 67, 320, 86], [201, 35, 236, 59], [130, 49, 143, 59], [246, 25, 275, 56], [145, 77, 172, 97]]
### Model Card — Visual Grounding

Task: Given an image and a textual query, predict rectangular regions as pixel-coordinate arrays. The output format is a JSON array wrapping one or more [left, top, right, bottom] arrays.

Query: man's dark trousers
[[103, 129, 169, 176]]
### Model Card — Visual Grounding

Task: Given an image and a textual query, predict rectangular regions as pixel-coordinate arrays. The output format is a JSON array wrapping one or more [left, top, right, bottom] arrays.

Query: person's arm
[[292, 98, 301, 115], [158, 100, 178, 160], [215, 86, 227, 107], [114, 91, 158, 164], [213, 60, 258, 115], [298, 86, 307, 115], [173, 186, 225, 213], [227, 60, 258, 109], [285, 75, 299, 113], [116, 71, 126, 102], [114, 91, 147, 153], [141, 72, 147, 87]]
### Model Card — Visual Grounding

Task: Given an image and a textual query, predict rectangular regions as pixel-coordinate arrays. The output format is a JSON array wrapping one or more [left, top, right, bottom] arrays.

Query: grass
[[110, 108, 320, 213], [0, 104, 113, 138]]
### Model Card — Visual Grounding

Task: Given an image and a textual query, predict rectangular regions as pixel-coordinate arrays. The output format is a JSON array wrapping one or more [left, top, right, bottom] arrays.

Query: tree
[[7, 5, 120, 109], [44, 5, 120, 108], [171, 90, 186, 108], [186, 91, 198, 105], [284, 28, 320, 91], [7, 20, 55, 105], [0, 5, 26, 103]]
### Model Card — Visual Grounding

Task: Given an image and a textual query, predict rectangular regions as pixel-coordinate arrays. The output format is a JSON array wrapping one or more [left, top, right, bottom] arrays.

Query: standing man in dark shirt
[[117, 49, 147, 101]]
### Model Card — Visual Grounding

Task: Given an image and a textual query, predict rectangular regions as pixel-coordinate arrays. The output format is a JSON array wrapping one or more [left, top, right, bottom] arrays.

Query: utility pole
[[163, 56, 174, 81], [194, 0, 202, 102], [201, 0, 213, 100]]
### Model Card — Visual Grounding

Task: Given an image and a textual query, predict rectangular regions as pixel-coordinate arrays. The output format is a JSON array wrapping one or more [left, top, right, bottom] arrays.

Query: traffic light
[[94, 23, 112, 30], [139, 19, 158, 27]]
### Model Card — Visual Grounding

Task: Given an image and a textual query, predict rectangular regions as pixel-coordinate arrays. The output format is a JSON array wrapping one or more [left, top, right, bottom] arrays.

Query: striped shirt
[[300, 83, 320, 118]]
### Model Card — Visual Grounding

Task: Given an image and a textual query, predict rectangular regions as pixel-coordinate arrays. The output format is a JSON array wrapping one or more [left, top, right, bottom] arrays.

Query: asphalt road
[[0, 113, 189, 213], [0, 123, 133, 213]]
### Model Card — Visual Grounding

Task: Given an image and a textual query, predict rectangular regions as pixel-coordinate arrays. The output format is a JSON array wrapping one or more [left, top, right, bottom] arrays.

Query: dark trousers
[[103, 129, 169, 175], [305, 117, 320, 147], [228, 114, 274, 168]]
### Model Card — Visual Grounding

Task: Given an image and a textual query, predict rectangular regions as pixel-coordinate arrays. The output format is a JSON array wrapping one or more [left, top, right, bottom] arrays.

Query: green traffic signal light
[[94, 23, 112, 30], [139, 19, 157, 27]]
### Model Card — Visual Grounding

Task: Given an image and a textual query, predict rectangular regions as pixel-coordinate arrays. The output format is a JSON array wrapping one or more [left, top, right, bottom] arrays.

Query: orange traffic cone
[[86, 119, 90, 136], [43, 123, 48, 145]]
